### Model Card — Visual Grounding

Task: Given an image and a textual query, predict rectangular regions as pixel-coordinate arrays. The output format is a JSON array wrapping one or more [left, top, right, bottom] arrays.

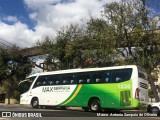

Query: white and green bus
[[19, 65, 149, 112]]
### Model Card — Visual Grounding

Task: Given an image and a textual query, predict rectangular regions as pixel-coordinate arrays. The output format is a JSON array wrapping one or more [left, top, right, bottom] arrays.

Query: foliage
[[0, 46, 32, 103], [148, 89, 154, 98], [102, 0, 160, 101]]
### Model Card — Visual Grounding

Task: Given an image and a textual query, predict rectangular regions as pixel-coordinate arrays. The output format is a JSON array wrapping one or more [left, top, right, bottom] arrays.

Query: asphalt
[[0, 103, 83, 111]]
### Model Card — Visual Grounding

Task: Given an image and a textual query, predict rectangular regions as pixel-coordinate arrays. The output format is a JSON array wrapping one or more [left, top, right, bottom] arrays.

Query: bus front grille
[[120, 90, 131, 106]]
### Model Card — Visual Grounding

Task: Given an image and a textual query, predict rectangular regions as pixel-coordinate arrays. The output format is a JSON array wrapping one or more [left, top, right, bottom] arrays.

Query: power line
[[0, 37, 14, 46], [0, 37, 15, 48], [0, 41, 10, 48]]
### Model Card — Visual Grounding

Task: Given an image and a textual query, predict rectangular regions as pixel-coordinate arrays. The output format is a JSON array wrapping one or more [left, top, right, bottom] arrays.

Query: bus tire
[[151, 107, 159, 114], [89, 99, 101, 112], [31, 97, 39, 109]]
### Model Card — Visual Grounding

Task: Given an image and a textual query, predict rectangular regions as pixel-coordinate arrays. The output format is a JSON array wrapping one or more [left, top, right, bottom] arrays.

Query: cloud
[[0, 22, 35, 47], [0, 0, 120, 48], [3, 16, 18, 23], [0, 21, 57, 48], [25, 0, 116, 28]]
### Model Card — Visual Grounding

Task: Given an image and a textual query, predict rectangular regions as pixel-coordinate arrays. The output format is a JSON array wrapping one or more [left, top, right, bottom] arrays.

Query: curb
[[67, 107, 83, 111]]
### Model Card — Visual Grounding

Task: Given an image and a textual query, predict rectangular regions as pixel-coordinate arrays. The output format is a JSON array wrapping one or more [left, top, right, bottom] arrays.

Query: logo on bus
[[42, 86, 70, 92]]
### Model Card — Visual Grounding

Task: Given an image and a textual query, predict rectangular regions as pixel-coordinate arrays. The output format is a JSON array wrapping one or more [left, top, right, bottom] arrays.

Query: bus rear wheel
[[89, 99, 101, 112], [31, 98, 39, 108]]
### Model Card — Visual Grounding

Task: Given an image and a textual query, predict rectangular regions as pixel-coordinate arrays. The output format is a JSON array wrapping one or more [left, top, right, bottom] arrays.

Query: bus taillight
[[135, 88, 139, 99]]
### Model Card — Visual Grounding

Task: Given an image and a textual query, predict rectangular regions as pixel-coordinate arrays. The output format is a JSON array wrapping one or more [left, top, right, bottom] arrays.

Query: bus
[[19, 65, 149, 112]]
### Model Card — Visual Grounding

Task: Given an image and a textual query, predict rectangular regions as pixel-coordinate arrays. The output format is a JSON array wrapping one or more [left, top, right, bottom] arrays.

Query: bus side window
[[111, 70, 122, 83], [95, 78, 101, 83], [79, 79, 84, 84], [87, 79, 91, 83], [76, 72, 90, 84], [103, 71, 110, 83], [116, 77, 121, 82], [33, 76, 47, 88], [49, 81, 54, 85], [63, 80, 69, 84], [56, 80, 61, 85], [47, 75, 59, 85], [105, 78, 109, 82], [92, 72, 103, 83], [61, 74, 75, 85], [111, 69, 132, 83], [37, 82, 42, 86], [42, 81, 47, 85], [70, 79, 78, 84], [70, 80, 75, 84]]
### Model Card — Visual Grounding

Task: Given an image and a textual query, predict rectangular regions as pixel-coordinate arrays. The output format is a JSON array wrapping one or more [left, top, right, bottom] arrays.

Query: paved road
[[0, 104, 159, 120]]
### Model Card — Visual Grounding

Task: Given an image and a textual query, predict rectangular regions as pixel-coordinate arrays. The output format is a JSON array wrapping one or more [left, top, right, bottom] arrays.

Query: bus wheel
[[151, 107, 159, 114], [89, 99, 101, 112], [31, 98, 39, 108]]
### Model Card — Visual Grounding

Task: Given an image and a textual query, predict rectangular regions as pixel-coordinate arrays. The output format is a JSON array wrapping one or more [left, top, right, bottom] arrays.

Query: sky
[[0, 0, 159, 48]]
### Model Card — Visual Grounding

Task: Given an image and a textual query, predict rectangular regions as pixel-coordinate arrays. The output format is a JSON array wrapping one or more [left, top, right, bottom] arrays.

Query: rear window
[[138, 67, 147, 80], [138, 71, 147, 80]]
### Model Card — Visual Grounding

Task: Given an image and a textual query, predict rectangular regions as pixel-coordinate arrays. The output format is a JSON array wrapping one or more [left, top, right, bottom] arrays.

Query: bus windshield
[[19, 76, 36, 94]]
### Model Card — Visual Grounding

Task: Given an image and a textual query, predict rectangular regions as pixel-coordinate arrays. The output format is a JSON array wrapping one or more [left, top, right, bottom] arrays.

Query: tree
[[37, 25, 85, 70], [37, 20, 117, 69], [103, 0, 160, 101], [0, 46, 32, 104], [0, 46, 10, 84], [83, 18, 117, 67]]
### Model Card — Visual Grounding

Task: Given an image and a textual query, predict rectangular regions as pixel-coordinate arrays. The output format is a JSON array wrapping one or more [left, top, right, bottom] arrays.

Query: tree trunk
[[148, 73, 160, 102], [7, 87, 12, 104], [7, 97, 10, 104]]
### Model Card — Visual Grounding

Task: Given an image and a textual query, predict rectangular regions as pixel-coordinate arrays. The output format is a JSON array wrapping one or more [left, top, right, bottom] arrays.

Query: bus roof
[[27, 65, 138, 78]]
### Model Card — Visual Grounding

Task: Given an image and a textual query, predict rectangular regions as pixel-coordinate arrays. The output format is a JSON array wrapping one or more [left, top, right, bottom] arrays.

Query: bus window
[[70, 79, 77, 84], [138, 67, 147, 80], [47, 75, 59, 85], [61, 74, 75, 85], [55, 80, 61, 85], [102, 71, 110, 83], [63, 80, 69, 84], [87, 79, 91, 84], [92, 71, 103, 83], [92, 71, 110, 83], [138, 71, 147, 80], [76, 72, 91, 84], [111, 68, 132, 83], [33, 76, 48, 88]]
